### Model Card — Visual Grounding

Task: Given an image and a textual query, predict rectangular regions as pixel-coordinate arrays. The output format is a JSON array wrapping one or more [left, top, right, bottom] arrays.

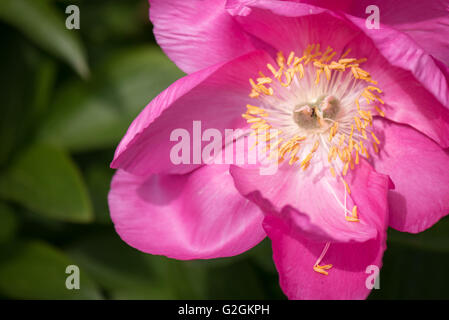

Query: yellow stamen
[[313, 264, 333, 276], [371, 131, 380, 144], [346, 206, 360, 222], [374, 105, 385, 117]]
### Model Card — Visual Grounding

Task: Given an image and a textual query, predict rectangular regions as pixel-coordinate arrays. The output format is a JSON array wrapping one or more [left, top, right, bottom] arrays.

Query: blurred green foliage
[[0, 0, 447, 300]]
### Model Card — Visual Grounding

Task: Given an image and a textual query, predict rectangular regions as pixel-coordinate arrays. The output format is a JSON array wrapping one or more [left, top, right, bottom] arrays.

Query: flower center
[[293, 95, 340, 131], [242, 44, 387, 276]]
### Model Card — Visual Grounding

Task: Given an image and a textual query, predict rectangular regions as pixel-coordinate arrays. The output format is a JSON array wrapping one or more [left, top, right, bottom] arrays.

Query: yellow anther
[[362, 128, 368, 140], [257, 77, 272, 85], [355, 98, 361, 110], [292, 56, 302, 67], [376, 95, 385, 104], [342, 161, 350, 176], [342, 179, 351, 195], [246, 104, 265, 113], [374, 105, 385, 117], [341, 48, 351, 59], [367, 86, 382, 93], [324, 51, 336, 63], [295, 63, 304, 78], [313, 264, 333, 276], [301, 152, 314, 166], [267, 63, 278, 77], [276, 51, 286, 68], [320, 46, 333, 61], [301, 160, 311, 171], [352, 206, 358, 218], [324, 65, 331, 80], [246, 117, 262, 123], [287, 51, 295, 65], [249, 78, 258, 90], [315, 69, 323, 84], [328, 146, 336, 162], [280, 70, 293, 87], [339, 58, 356, 64], [289, 144, 300, 165], [351, 67, 360, 79], [346, 206, 360, 222], [371, 131, 380, 144], [329, 61, 345, 71], [330, 166, 336, 177], [249, 91, 260, 98]]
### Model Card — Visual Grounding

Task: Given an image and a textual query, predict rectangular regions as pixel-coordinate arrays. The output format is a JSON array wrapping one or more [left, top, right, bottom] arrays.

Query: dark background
[[0, 0, 448, 299]]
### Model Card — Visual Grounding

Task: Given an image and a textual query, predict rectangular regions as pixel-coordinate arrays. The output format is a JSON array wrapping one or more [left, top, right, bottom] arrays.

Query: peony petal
[[341, 13, 449, 131], [227, 1, 357, 56], [302, 0, 449, 66], [230, 158, 391, 243], [372, 119, 449, 233], [111, 50, 275, 175], [264, 215, 386, 300], [343, 32, 449, 148], [108, 164, 265, 260], [149, 0, 259, 73], [227, 1, 449, 147]]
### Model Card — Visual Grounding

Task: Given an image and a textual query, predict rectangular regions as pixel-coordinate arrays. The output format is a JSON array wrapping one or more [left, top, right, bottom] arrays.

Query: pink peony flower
[[108, 0, 449, 299]]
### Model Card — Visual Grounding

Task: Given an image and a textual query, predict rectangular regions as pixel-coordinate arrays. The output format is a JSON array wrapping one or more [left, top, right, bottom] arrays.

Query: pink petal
[[304, 0, 449, 66], [264, 215, 386, 300], [344, 32, 449, 148], [149, 0, 258, 73], [341, 15, 449, 143], [111, 50, 275, 175], [227, 2, 449, 147], [108, 164, 265, 260], [230, 159, 391, 243], [227, 2, 355, 56], [372, 119, 449, 233]]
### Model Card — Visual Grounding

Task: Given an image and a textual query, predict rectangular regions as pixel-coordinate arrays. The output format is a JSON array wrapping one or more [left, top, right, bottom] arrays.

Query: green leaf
[[0, 32, 45, 166], [0, 203, 18, 243], [387, 216, 449, 253], [204, 259, 267, 299], [369, 241, 449, 299], [248, 238, 278, 274], [0, 241, 101, 299], [0, 144, 93, 223], [0, 0, 89, 77], [38, 46, 185, 152], [85, 162, 114, 225], [77, 1, 144, 44], [67, 233, 178, 299]]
